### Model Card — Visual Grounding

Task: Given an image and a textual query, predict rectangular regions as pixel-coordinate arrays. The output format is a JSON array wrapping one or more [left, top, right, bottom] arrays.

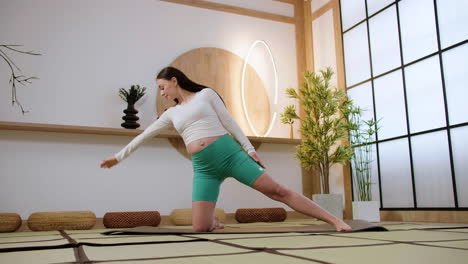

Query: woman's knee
[[192, 223, 212, 232], [192, 213, 214, 232], [192, 217, 214, 232], [192, 201, 216, 232], [270, 184, 291, 201], [252, 174, 291, 201]]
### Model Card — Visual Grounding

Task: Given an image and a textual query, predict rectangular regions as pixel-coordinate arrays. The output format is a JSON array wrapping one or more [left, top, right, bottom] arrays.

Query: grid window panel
[[351, 144, 379, 202], [450, 126, 468, 207], [379, 138, 414, 208], [347, 81, 376, 142], [369, 5, 401, 77], [343, 23, 371, 87], [367, 0, 395, 16], [374, 70, 407, 140], [341, 0, 466, 210], [442, 43, 468, 125], [412, 131, 454, 208], [340, 0, 366, 31], [399, 0, 438, 64], [436, 0, 468, 49], [405, 55, 446, 133]]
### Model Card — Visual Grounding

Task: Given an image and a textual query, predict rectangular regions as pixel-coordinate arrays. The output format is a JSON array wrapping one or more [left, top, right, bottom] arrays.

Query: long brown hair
[[157, 67, 206, 104], [156, 66, 224, 105]]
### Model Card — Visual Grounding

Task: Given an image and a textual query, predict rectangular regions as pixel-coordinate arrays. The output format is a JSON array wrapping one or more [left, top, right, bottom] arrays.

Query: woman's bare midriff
[[186, 135, 224, 154]]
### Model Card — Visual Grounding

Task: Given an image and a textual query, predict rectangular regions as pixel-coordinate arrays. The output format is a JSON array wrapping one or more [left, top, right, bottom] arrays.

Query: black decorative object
[[119, 85, 147, 129]]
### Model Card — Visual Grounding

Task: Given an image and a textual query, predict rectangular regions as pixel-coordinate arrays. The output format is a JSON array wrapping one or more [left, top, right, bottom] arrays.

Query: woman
[[101, 66, 352, 232]]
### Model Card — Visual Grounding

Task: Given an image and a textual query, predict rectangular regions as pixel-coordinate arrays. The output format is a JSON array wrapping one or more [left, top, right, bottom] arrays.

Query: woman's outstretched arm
[[100, 111, 172, 168]]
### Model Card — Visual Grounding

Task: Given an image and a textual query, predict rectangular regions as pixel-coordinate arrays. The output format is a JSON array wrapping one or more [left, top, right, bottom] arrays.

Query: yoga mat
[[101, 220, 387, 235]]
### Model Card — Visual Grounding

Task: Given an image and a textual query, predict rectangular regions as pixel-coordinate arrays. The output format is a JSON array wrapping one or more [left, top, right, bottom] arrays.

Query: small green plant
[[342, 102, 380, 201], [280, 105, 297, 138], [280, 105, 298, 125], [280, 67, 353, 194], [119, 84, 147, 105]]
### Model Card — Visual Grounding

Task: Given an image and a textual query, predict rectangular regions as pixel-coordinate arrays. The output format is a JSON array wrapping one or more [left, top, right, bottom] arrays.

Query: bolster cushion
[[103, 211, 161, 228], [0, 213, 22, 232], [27, 211, 96, 231], [235, 208, 287, 223], [170, 208, 226, 226]]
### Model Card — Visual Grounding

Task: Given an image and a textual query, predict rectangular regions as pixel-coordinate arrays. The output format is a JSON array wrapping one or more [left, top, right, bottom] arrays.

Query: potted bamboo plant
[[343, 103, 381, 222], [119, 84, 147, 129], [280, 68, 353, 219]]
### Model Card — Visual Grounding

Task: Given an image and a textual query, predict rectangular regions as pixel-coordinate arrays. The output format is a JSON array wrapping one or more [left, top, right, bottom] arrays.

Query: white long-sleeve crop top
[[114, 88, 255, 162]]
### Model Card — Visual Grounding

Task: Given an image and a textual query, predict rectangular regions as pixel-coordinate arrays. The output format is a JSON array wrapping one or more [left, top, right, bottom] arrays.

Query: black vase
[[121, 103, 140, 129]]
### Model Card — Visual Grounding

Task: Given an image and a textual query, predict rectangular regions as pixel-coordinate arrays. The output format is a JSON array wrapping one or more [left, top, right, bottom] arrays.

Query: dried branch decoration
[[0, 44, 41, 114]]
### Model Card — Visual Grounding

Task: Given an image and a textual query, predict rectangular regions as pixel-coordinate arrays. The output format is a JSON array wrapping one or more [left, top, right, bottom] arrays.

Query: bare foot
[[334, 220, 352, 232], [213, 216, 224, 230]]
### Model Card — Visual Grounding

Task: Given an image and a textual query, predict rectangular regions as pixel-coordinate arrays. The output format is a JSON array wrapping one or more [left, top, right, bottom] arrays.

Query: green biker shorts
[[191, 134, 266, 202]]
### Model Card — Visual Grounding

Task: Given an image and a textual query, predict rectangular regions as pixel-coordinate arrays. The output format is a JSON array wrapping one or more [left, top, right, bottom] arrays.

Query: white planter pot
[[312, 194, 343, 220], [352, 201, 380, 222]]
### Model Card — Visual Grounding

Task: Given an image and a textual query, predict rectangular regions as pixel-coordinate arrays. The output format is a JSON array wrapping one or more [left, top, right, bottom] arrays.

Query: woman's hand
[[248, 152, 266, 169], [100, 157, 119, 169]]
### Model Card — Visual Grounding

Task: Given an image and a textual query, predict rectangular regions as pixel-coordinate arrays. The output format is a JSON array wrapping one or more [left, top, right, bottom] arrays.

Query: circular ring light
[[241, 40, 278, 137]]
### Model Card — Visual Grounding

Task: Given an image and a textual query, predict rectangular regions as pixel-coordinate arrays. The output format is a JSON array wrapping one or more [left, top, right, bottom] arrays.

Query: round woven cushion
[[27, 211, 96, 231], [235, 208, 287, 223], [103, 211, 161, 228], [170, 208, 226, 226], [0, 213, 22, 232]]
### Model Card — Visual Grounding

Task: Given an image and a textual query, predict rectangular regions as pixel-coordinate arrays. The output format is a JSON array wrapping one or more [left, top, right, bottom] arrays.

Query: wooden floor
[[1, 219, 468, 264]]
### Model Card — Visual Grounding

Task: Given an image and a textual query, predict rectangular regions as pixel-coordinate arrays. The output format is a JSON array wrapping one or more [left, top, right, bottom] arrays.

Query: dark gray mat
[[101, 220, 388, 235]]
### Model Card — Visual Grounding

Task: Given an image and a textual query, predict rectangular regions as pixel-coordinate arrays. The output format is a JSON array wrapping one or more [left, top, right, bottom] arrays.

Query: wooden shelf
[[0, 121, 301, 145]]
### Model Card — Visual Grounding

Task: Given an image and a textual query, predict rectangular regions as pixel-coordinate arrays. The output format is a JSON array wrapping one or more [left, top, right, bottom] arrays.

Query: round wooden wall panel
[[156, 48, 271, 160]]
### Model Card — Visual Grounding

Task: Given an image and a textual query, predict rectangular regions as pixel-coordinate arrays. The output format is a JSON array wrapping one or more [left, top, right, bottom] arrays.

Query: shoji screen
[[340, 0, 468, 209]]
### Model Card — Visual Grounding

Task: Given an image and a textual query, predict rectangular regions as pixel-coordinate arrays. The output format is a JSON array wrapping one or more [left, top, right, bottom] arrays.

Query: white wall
[[0, 130, 301, 218], [0, 0, 298, 137], [0, 0, 303, 218]]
